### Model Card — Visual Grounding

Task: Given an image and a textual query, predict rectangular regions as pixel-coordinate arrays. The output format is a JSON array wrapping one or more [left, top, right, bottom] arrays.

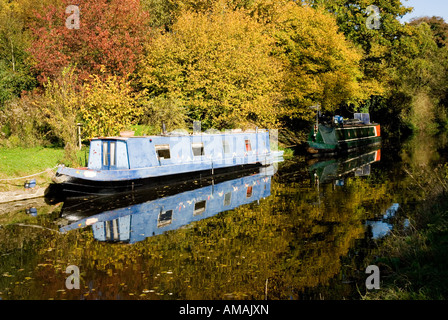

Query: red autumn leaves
[[28, 0, 150, 84]]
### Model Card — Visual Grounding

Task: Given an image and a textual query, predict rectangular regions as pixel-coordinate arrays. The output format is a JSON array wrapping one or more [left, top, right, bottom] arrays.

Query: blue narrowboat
[[51, 129, 282, 196], [59, 165, 274, 243]]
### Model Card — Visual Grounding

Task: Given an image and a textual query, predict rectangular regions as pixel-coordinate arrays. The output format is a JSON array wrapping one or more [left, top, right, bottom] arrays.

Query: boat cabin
[[87, 131, 270, 171]]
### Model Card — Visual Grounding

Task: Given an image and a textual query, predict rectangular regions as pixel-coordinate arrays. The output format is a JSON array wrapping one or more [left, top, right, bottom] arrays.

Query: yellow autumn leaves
[[35, 66, 142, 163], [272, 4, 372, 112], [30, 0, 381, 154], [139, 2, 378, 129], [81, 74, 143, 139], [140, 8, 284, 129]]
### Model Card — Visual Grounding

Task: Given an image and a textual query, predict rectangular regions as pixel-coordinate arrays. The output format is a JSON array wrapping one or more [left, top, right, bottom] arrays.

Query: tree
[[305, 0, 412, 87], [80, 72, 143, 139], [409, 16, 448, 48], [302, 1, 448, 133], [0, 0, 41, 108], [269, 2, 377, 117], [138, 5, 284, 129], [138, 0, 377, 127], [36, 66, 82, 162], [387, 22, 448, 132], [28, 0, 150, 84]]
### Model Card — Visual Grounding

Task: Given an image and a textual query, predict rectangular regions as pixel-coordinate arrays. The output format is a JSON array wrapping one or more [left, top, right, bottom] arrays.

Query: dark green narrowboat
[[307, 113, 381, 154]]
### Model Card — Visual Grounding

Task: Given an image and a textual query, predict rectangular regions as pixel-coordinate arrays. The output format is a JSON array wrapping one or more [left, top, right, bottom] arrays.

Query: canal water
[[0, 133, 447, 300]]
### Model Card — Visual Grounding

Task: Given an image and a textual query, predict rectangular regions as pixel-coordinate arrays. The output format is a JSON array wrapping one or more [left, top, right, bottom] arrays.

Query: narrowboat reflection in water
[[308, 147, 381, 185], [58, 165, 274, 243]]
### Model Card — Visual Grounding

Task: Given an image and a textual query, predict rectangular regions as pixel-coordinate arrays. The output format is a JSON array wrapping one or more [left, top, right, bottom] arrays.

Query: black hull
[[45, 162, 264, 201]]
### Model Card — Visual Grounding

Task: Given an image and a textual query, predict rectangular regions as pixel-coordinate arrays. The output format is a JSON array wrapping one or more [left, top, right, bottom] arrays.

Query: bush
[[37, 66, 82, 165], [80, 73, 143, 139], [140, 95, 188, 133], [139, 6, 284, 130], [0, 94, 49, 148]]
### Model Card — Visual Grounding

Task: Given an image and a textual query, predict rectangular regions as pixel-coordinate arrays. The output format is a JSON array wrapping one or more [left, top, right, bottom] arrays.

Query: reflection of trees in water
[[273, 176, 392, 298], [401, 132, 448, 168], [0, 169, 394, 300], [3, 134, 446, 299]]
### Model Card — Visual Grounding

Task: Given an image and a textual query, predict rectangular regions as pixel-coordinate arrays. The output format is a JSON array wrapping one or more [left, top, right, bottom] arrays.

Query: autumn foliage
[[80, 72, 143, 139], [2, 0, 448, 152], [28, 0, 150, 83], [139, 6, 285, 129]]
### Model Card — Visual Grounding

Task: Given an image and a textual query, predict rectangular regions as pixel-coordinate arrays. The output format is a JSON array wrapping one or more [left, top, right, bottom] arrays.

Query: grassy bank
[[0, 147, 88, 192], [362, 165, 448, 300]]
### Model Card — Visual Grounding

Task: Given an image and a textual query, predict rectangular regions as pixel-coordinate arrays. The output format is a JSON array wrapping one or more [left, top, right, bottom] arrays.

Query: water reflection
[[307, 148, 409, 245], [58, 166, 274, 243], [365, 203, 400, 239], [308, 148, 381, 185], [2, 133, 446, 300], [307, 148, 405, 240]]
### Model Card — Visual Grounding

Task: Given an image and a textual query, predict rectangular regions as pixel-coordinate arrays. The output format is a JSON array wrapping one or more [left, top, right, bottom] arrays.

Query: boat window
[[194, 200, 206, 215], [192, 142, 205, 156], [158, 210, 173, 228], [110, 141, 116, 166], [155, 144, 171, 160], [222, 140, 231, 154], [105, 219, 119, 241], [246, 186, 253, 198], [102, 141, 117, 168], [245, 139, 252, 152], [224, 192, 231, 206], [102, 141, 109, 166]]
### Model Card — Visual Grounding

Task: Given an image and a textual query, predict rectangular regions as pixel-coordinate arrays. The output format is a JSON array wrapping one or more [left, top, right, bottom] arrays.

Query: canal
[[1, 133, 447, 300]]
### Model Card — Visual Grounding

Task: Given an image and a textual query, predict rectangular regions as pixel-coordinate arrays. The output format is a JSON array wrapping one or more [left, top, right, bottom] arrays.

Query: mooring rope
[[0, 165, 60, 182]]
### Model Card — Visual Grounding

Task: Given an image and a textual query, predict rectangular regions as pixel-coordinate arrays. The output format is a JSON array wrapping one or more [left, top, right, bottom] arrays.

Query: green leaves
[[0, 0, 38, 109]]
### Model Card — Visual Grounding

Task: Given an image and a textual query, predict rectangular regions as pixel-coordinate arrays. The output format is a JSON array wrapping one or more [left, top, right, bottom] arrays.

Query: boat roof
[[91, 129, 268, 140]]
